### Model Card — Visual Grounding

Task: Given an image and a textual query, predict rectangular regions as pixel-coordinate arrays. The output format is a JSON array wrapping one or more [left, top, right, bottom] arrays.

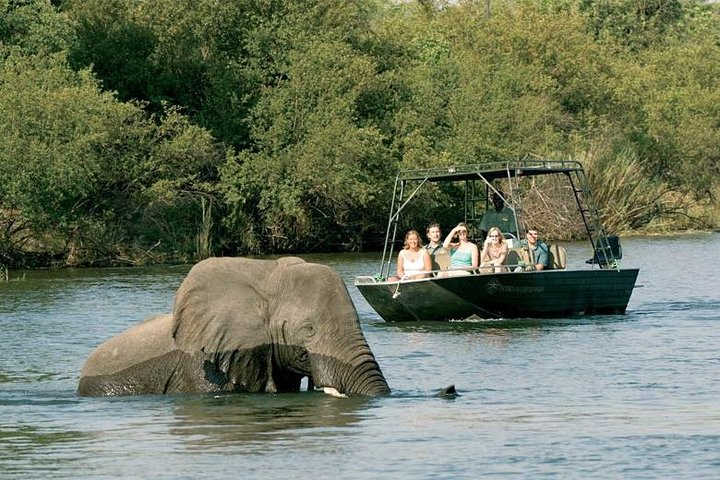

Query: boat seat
[[431, 249, 451, 274], [547, 244, 567, 270], [505, 249, 521, 269], [506, 247, 531, 271]]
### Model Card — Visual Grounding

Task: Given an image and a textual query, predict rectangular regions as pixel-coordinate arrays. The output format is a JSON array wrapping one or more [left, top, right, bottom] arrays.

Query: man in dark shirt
[[478, 192, 516, 239]]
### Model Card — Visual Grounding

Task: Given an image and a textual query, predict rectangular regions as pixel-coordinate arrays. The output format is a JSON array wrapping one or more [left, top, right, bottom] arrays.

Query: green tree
[[581, 0, 684, 50], [0, 49, 223, 265], [1, 0, 74, 55], [3, 0, 719, 268], [221, 37, 393, 252], [639, 40, 720, 195], [0, 51, 135, 262], [381, 2, 613, 165]]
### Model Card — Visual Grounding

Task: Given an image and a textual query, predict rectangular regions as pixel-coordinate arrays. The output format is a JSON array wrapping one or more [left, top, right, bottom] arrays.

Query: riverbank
[[2, 228, 717, 278]]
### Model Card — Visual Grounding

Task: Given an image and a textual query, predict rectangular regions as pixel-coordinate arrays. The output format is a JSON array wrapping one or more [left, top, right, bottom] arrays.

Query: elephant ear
[[172, 257, 277, 374]]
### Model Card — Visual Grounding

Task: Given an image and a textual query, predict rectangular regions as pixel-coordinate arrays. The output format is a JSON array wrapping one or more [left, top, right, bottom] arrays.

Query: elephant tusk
[[320, 386, 348, 398]]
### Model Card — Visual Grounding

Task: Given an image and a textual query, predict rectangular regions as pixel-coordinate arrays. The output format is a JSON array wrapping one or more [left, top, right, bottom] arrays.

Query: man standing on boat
[[478, 191, 517, 239]]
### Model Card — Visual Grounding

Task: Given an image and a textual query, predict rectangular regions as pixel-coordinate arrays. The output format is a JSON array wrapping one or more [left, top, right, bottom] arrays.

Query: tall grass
[[510, 149, 704, 242], [582, 150, 699, 234]]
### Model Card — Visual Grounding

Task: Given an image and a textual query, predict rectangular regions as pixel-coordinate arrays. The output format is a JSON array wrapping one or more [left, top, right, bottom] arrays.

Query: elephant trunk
[[310, 334, 390, 397], [343, 354, 391, 396]]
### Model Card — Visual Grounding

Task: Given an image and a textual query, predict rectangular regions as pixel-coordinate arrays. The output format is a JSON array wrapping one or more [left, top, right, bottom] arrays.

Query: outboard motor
[[586, 235, 622, 268]]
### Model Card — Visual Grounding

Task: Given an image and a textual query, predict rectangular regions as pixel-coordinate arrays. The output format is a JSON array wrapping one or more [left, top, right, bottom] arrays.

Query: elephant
[[77, 256, 390, 397]]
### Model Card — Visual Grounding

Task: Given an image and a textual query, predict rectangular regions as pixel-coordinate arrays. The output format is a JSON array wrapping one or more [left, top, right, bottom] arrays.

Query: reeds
[[512, 150, 701, 241], [582, 150, 699, 234]]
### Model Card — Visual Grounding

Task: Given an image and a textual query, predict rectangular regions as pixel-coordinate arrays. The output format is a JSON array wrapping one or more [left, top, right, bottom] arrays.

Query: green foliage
[[2, 0, 720, 267], [580, 0, 685, 50], [65, 0, 386, 149], [0, 51, 123, 231], [382, 2, 616, 166], [0, 49, 222, 265], [584, 149, 696, 233], [220, 38, 394, 252], [1, 0, 74, 55], [65, 0, 159, 103], [638, 39, 720, 195], [123, 107, 224, 260]]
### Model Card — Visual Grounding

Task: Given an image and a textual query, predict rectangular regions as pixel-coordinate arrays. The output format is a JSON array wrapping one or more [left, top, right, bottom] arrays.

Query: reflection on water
[[169, 393, 373, 450], [1, 234, 719, 478], [0, 425, 89, 447], [0, 424, 91, 472], [376, 314, 633, 332]]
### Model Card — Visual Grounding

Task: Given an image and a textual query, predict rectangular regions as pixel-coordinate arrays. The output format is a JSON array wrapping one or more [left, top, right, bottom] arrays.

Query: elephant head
[[171, 256, 390, 396]]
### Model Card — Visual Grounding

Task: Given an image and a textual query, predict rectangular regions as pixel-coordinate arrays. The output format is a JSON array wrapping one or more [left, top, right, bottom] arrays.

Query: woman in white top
[[480, 226, 508, 273], [389, 230, 432, 281]]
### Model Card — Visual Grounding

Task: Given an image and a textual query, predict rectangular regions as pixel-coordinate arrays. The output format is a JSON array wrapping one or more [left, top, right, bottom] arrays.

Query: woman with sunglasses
[[442, 222, 479, 276], [480, 226, 508, 273]]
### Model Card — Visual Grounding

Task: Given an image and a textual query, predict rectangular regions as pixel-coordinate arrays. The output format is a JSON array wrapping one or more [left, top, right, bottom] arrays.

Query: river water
[[1, 234, 719, 479]]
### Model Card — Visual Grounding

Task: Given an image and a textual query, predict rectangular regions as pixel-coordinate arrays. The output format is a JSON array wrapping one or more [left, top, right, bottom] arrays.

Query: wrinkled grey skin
[[78, 257, 390, 397]]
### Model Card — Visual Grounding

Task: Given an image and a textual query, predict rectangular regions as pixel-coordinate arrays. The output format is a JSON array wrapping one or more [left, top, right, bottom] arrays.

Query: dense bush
[[1, 0, 718, 267]]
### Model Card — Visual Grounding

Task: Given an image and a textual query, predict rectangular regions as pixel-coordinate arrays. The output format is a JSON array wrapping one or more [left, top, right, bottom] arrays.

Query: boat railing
[[355, 275, 381, 285], [354, 258, 565, 284]]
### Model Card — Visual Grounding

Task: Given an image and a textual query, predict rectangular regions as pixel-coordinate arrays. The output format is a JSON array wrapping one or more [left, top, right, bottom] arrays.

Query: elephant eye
[[299, 324, 315, 340]]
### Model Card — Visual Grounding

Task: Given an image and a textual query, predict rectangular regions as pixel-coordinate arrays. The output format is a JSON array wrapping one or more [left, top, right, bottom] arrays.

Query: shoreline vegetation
[[2, 1, 719, 272]]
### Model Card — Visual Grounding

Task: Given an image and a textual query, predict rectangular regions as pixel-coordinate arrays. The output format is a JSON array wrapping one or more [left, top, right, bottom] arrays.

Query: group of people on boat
[[389, 221, 549, 282]]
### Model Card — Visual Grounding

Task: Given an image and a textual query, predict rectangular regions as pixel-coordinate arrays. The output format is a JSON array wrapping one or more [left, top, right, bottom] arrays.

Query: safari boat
[[354, 160, 639, 321]]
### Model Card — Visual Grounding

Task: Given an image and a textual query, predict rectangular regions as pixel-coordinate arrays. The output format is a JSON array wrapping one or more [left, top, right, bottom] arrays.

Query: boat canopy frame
[[379, 159, 621, 279]]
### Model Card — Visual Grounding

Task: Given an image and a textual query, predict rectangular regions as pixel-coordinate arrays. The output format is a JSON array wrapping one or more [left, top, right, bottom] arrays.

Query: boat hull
[[356, 269, 640, 322]]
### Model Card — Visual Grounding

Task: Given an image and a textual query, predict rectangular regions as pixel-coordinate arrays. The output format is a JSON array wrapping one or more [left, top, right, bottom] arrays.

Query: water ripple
[[1, 238, 720, 478]]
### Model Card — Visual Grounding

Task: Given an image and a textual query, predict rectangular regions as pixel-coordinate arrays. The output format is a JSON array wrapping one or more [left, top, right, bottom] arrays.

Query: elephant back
[[81, 314, 174, 377]]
